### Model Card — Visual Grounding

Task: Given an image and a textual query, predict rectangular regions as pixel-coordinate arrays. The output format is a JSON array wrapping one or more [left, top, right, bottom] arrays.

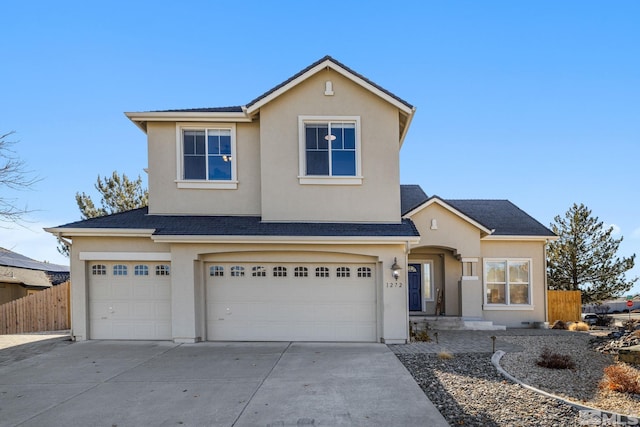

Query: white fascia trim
[[151, 235, 421, 245], [403, 198, 492, 235], [44, 228, 155, 238], [482, 235, 558, 241], [245, 59, 413, 115], [125, 111, 251, 123], [399, 107, 416, 148], [79, 252, 171, 261], [483, 305, 535, 311], [124, 111, 251, 134]]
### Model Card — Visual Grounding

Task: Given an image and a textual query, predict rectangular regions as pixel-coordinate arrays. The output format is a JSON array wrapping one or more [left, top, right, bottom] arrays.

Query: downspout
[[543, 240, 549, 326]]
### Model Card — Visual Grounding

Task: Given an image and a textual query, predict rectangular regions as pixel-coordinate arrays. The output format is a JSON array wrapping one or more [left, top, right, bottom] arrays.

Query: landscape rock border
[[492, 350, 638, 424]]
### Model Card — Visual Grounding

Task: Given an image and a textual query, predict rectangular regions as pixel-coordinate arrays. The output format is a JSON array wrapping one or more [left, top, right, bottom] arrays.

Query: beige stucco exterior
[[49, 56, 553, 343], [147, 121, 262, 216], [259, 69, 401, 222]]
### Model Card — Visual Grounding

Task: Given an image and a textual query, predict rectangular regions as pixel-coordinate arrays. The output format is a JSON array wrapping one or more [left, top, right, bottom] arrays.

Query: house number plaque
[[385, 282, 403, 288]]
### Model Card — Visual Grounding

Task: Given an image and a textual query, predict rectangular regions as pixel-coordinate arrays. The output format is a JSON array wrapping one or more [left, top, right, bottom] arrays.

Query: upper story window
[[484, 259, 532, 307], [298, 116, 362, 185], [177, 124, 237, 189]]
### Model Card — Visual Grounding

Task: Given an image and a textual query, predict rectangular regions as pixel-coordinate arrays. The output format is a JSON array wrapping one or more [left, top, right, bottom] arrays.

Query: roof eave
[[482, 235, 559, 241], [151, 235, 421, 245], [45, 227, 156, 238], [124, 111, 253, 134]]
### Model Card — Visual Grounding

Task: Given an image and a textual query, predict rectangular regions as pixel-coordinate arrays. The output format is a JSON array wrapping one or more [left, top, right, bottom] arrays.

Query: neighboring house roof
[[0, 247, 69, 272], [50, 208, 420, 239], [152, 106, 244, 113], [400, 185, 555, 237], [0, 247, 69, 289]]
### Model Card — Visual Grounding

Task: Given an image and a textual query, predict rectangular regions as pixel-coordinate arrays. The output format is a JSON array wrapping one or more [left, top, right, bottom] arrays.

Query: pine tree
[[75, 171, 148, 219], [57, 172, 148, 256], [547, 203, 637, 304]]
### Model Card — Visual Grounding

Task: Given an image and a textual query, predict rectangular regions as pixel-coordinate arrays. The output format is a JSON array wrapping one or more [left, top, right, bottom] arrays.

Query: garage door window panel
[[113, 265, 128, 276], [210, 266, 224, 277], [273, 266, 287, 277], [155, 265, 170, 276], [252, 266, 266, 277], [231, 266, 245, 277], [134, 265, 149, 276], [92, 264, 107, 275]]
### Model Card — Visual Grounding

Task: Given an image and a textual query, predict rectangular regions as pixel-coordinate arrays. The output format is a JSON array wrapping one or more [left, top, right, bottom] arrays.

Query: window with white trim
[[298, 116, 361, 184], [177, 124, 237, 189], [484, 259, 531, 305], [92, 264, 106, 275], [134, 265, 149, 276]]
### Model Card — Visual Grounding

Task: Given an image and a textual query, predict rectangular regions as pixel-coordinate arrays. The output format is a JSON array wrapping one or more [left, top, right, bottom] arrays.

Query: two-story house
[[47, 56, 555, 343]]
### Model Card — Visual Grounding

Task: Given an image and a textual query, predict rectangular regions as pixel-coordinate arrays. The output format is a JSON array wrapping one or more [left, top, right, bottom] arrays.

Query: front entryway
[[408, 264, 422, 311], [205, 262, 377, 342]]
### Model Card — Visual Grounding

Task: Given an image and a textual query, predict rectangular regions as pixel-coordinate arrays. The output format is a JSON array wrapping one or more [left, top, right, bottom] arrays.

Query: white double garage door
[[89, 261, 377, 342]]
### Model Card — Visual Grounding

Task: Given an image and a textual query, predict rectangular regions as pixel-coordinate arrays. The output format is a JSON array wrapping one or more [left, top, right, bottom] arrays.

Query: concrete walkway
[[0, 339, 448, 427]]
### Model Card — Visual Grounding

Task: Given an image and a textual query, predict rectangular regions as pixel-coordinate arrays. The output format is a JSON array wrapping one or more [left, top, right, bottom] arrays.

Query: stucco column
[[381, 254, 409, 344], [70, 246, 87, 341], [459, 258, 483, 319], [170, 246, 200, 343]]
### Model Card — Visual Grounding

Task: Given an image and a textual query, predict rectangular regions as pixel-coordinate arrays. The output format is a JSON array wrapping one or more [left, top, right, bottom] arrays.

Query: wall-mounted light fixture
[[391, 257, 402, 280]]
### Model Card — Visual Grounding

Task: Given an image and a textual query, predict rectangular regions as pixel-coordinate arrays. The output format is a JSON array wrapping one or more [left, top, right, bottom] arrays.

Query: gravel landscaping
[[394, 330, 640, 426]]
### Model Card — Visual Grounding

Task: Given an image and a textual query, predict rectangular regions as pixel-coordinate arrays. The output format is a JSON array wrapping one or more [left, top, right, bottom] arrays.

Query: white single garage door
[[89, 262, 172, 340], [206, 262, 377, 342]]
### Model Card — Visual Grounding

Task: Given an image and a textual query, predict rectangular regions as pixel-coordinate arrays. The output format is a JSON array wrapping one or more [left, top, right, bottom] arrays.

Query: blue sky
[[1, 1, 639, 295]]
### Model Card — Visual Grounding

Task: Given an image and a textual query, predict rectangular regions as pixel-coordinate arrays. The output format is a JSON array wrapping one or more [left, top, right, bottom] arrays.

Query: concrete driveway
[[0, 340, 447, 427]]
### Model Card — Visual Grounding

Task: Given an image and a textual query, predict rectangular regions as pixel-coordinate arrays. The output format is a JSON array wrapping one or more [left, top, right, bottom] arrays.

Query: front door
[[408, 264, 422, 311]]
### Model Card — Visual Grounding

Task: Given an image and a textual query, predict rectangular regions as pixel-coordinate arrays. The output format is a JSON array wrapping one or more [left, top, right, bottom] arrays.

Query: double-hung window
[[177, 124, 237, 189], [484, 259, 532, 308], [298, 116, 361, 185]]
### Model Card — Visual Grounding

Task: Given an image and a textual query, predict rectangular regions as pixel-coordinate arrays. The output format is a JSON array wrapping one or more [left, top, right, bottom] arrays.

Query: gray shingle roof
[[152, 106, 244, 113], [55, 208, 419, 238], [444, 199, 555, 237], [0, 247, 69, 272], [400, 185, 554, 237]]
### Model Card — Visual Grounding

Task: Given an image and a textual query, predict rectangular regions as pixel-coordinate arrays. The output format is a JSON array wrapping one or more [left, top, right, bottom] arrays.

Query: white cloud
[[632, 227, 640, 239], [0, 222, 68, 266]]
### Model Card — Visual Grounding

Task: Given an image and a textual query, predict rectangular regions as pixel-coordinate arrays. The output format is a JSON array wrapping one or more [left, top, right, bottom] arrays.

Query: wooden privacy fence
[[547, 290, 582, 323], [0, 281, 70, 334]]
